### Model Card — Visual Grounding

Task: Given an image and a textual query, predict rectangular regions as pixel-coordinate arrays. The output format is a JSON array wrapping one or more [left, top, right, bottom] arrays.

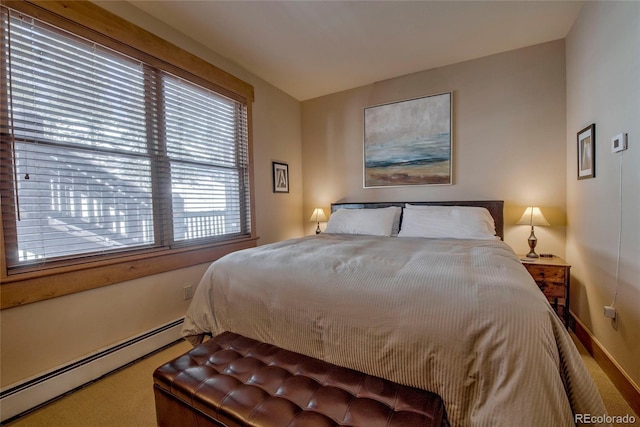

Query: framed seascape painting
[[364, 92, 452, 188], [577, 123, 595, 180]]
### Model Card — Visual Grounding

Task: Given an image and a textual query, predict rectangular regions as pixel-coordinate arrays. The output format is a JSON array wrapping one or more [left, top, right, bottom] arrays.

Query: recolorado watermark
[[575, 413, 636, 424]]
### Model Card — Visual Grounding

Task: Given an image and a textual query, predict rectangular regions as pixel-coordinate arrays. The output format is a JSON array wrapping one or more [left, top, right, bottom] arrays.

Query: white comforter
[[182, 234, 608, 427]]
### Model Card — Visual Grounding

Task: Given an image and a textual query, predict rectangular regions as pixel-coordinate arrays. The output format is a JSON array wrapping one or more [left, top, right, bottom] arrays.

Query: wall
[[0, 2, 303, 388], [566, 1, 640, 388], [302, 40, 567, 256]]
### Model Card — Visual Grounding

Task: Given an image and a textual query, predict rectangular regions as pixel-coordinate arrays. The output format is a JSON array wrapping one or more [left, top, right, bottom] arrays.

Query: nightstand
[[520, 255, 571, 328]]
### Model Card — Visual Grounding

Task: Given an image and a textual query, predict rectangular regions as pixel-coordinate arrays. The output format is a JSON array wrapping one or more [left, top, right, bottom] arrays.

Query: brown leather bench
[[153, 332, 449, 427]]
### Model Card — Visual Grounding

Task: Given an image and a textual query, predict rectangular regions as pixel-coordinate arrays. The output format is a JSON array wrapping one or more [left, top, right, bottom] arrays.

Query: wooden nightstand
[[520, 255, 571, 328]]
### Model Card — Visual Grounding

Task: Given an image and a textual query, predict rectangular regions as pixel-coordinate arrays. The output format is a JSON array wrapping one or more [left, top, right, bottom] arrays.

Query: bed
[[181, 200, 608, 427]]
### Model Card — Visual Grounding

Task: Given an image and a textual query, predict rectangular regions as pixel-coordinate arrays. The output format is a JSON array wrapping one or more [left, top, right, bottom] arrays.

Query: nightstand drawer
[[519, 255, 571, 329], [525, 265, 565, 283], [537, 280, 565, 298]]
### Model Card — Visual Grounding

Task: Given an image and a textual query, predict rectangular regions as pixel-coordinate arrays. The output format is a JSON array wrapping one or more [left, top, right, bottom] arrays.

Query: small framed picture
[[272, 161, 289, 193], [577, 123, 595, 180]]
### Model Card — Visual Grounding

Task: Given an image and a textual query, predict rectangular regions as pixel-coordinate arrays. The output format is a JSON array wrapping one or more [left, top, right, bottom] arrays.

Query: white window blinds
[[0, 7, 251, 269], [163, 75, 250, 244]]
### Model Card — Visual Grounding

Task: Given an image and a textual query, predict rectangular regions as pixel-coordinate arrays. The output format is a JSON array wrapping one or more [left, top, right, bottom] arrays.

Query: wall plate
[[611, 133, 628, 153]]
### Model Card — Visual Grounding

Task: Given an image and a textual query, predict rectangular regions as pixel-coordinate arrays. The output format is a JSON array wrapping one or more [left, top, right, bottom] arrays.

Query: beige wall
[[566, 2, 640, 387], [1, 2, 303, 387], [1, 265, 207, 385], [302, 40, 567, 255]]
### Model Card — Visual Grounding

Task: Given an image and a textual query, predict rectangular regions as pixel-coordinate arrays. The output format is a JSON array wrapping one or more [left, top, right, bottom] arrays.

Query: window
[[0, 2, 255, 306]]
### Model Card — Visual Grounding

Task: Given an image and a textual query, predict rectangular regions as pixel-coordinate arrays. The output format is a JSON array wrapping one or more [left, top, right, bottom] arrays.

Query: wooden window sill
[[1, 237, 257, 309]]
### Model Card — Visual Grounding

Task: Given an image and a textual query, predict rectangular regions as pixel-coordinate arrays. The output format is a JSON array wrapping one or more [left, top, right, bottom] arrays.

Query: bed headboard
[[331, 200, 504, 240]]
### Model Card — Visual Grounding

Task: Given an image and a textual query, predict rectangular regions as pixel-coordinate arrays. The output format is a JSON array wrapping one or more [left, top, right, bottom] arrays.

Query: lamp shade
[[517, 207, 550, 227], [309, 208, 327, 223]]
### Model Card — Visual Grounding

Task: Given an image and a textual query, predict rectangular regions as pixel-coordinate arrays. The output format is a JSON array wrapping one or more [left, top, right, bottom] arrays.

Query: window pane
[[171, 163, 243, 241], [164, 76, 237, 167], [3, 10, 155, 267], [163, 74, 250, 243], [13, 142, 154, 263], [7, 14, 149, 153]]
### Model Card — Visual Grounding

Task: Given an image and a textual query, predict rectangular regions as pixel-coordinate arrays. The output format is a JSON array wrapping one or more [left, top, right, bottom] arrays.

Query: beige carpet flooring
[[4, 334, 638, 426]]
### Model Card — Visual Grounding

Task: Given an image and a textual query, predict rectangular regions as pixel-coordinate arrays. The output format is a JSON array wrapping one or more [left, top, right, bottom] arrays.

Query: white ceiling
[[127, 1, 583, 101]]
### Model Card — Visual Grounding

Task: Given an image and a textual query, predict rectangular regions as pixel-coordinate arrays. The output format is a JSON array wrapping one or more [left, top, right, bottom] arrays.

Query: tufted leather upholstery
[[154, 332, 449, 427]]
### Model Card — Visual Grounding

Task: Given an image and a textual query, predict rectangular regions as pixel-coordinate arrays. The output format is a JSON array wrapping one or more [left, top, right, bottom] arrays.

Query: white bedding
[[182, 234, 608, 427]]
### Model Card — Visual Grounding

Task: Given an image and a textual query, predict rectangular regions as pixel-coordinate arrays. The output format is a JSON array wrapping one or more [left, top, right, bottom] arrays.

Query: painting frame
[[363, 92, 452, 188], [272, 161, 289, 193], [577, 123, 595, 180]]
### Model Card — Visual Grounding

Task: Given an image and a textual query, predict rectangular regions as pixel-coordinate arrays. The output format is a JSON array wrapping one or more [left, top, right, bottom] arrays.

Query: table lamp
[[517, 206, 550, 258], [309, 208, 327, 234]]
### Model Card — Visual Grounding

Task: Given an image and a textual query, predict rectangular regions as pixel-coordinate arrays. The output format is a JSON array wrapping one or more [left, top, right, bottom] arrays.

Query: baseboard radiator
[[0, 317, 185, 423]]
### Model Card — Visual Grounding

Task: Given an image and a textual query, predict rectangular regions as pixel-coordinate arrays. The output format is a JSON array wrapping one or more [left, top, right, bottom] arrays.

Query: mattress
[[182, 234, 608, 426]]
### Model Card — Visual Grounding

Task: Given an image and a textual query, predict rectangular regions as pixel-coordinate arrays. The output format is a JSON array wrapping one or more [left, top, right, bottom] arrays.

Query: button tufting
[[154, 332, 449, 427]]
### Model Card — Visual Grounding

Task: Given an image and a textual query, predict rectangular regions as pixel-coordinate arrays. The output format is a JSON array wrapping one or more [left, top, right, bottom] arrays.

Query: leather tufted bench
[[153, 331, 449, 427]]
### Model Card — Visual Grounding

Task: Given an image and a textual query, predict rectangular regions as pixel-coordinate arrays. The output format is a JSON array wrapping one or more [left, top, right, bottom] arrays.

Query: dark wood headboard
[[331, 200, 504, 240]]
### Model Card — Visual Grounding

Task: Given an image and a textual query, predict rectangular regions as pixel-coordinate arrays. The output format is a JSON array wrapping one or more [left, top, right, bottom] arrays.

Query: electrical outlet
[[183, 285, 193, 300], [604, 305, 616, 319]]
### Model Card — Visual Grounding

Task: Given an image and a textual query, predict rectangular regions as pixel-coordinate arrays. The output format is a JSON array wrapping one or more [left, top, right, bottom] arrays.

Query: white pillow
[[398, 205, 497, 239], [325, 206, 401, 236]]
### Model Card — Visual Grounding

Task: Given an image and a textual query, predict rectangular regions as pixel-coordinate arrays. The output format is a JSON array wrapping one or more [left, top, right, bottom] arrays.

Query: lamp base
[[526, 226, 538, 258], [315, 223, 321, 234]]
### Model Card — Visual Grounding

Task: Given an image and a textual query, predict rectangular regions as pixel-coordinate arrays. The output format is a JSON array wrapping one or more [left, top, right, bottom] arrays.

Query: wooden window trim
[[3, 1, 254, 103], [0, 238, 258, 309], [1, 0, 257, 309]]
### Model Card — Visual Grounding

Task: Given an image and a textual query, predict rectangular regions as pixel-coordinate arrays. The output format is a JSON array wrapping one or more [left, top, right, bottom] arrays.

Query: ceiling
[[127, 1, 583, 101]]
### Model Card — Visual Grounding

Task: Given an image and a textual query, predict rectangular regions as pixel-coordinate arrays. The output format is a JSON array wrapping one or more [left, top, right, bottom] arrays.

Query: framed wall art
[[577, 123, 595, 180], [272, 161, 289, 193], [364, 92, 452, 188]]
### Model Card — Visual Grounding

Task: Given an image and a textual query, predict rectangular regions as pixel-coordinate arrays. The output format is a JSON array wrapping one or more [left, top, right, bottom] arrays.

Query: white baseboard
[[0, 318, 184, 423]]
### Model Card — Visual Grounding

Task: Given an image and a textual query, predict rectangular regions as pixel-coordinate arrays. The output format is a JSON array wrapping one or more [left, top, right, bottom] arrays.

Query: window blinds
[[163, 75, 250, 245], [0, 7, 251, 268]]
